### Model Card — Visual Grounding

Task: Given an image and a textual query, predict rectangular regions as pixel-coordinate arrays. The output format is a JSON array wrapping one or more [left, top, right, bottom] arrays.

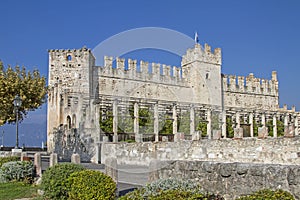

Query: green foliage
[[67, 170, 116, 200], [197, 121, 207, 137], [0, 62, 47, 126], [226, 116, 234, 138], [118, 178, 223, 200], [266, 120, 285, 137], [0, 161, 34, 183], [41, 163, 85, 200], [236, 189, 295, 200], [0, 156, 19, 168]]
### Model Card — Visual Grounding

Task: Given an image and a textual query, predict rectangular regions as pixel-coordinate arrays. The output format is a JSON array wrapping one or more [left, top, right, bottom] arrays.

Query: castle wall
[[222, 72, 279, 110]]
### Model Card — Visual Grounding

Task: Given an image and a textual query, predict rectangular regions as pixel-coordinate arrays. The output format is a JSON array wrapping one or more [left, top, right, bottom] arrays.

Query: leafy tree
[[0, 62, 47, 126], [266, 119, 284, 137], [226, 116, 234, 138]]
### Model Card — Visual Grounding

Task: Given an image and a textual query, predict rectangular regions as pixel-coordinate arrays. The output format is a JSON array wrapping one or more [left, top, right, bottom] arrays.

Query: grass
[[0, 182, 40, 200]]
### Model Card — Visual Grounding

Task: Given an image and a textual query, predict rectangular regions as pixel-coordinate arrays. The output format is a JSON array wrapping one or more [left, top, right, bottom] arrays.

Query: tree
[[0, 62, 47, 126]]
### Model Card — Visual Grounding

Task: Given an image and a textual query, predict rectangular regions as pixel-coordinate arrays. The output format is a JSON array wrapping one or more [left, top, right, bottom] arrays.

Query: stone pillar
[[221, 111, 226, 138], [249, 113, 254, 137], [273, 115, 277, 138], [34, 153, 42, 177], [21, 152, 28, 161], [295, 114, 299, 136], [172, 104, 177, 135], [207, 109, 212, 139], [284, 113, 289, 135], [105, 157, 118, 183], [154, 103, 159, 142], [236, 112, 240, 128], [50, 153, 58, 167], [134, 102, 140, 142], [261, 113, 266, 127], [112, 99, 118, 142], [190, 105, 195, 136], [71, 153, 81, 164]]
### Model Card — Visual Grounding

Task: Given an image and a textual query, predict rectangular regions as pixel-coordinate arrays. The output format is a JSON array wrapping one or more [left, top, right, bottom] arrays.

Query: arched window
[[67, 55, 72, 61], [67, 116, 71, 130]]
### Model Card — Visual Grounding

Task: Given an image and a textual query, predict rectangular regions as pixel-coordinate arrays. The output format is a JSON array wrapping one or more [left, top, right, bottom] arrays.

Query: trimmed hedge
[[0, 161, 34, 183], [41, 163, 85, 200], [236, 189, 295, 200], [67, 170, 116, 200]]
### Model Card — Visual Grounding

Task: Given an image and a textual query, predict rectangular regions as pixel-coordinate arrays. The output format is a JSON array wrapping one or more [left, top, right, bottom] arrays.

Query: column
[[236, 112, 240, 128], [134, 102, 139, 142], [112, 99, 118, 142], [221, 110, 226, 138], [249, 112, 254, 137], [207, 109, 212, 139], [190, 105, 195, 136], [273, 114, 277, 138], [284, 113, 289, 135], [154, 103, 159, 142], [295, 114, 299, 136], [261, 113, 266, 127], [172, 104, 177, 135]]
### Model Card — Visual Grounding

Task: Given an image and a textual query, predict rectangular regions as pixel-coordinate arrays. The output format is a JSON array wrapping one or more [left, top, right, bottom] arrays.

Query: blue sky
[[1, 0, 300, 146]]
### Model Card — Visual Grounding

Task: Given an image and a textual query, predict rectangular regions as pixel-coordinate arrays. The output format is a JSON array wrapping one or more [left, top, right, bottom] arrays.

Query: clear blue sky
[[1, 0, 300, 146]]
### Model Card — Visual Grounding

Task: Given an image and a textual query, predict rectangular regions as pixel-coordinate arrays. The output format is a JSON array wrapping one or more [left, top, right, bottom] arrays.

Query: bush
[[236, 189, 295, 200], [67, 170, 116, 200], [118, 178, 224, 200], [41, 163, 85, 200], [0, 161, 34, 183], [0, 156, 19, 167]]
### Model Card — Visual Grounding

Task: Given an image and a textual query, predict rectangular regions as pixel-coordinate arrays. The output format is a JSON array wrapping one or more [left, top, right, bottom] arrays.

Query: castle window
[[67, 55, 72, 61], [206, 73, 210, 79], [67, 116, 71, 130]]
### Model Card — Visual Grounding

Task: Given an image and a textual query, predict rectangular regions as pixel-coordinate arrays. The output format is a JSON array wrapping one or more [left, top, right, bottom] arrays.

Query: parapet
[[181, 43, 222, 66], [99, 56, 184, 85], [222, 72, 279, 96]]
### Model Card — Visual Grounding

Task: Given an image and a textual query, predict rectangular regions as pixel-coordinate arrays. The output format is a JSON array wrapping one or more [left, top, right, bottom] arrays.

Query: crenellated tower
[[181, 43, 222, 108]]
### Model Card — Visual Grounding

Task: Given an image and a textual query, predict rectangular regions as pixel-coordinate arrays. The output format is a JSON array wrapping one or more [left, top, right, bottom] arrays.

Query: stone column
[[49, 153, 58, 167], [190, 105, 195, 136], [294, 114, 299, 136], [221, 111, 226, 138], [236, 112, 240, 128], [71, 153, 81, 164], [284, 113, 289, 135], [112, 99, 118, 142], [261, 113, 266, 127], [273, 114, 277, 138], [154, 103, 159, 142], [134, 102, 140, 142], [249, 113, 254, 137], [207, 109, 212, 139], [172, 104, 177, 135], [34, 153, 42, 177]]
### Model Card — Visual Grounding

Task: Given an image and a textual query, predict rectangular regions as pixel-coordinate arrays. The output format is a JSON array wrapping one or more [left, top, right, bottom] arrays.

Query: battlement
[[48, 46, 91, 53], [181, 43, 222, 66], [98, 56, 184, 85], [222, 71, 279, 96]]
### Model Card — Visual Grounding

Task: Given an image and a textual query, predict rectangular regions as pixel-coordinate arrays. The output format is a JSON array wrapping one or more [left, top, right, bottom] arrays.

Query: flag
[[194, 32, 199, 44]]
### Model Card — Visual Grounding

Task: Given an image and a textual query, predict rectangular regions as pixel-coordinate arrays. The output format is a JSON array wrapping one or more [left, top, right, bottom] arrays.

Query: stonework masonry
[[46, 42, 300, 162]]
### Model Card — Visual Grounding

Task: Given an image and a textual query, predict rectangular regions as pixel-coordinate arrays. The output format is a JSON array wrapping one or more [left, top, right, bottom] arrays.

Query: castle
[[47, 42, 299, 162]]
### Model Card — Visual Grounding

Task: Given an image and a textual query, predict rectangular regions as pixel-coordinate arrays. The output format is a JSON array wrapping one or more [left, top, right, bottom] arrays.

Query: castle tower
[[181, 43, 222, 109], [47, 47, 95, 151]]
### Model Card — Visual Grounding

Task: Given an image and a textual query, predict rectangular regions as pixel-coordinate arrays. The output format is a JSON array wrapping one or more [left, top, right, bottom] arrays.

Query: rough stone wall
[[101, 137, 300, 166], [149, 160, 300, 200]]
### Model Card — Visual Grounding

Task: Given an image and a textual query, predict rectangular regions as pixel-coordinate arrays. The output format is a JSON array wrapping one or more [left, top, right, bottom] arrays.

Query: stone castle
[[47, 41, 299, 162]]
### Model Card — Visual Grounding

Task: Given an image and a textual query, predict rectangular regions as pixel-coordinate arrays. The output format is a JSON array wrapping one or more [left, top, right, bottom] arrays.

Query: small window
[[67, 55, 72, 61], [206, 73, 209, 79]]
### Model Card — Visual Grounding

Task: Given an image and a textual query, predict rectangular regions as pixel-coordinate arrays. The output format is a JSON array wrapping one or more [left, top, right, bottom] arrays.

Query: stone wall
[[149, 160, 300, 200], [101, 137, 300, 166]]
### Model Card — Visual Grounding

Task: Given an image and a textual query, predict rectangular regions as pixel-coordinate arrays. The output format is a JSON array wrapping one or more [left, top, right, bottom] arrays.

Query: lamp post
[[13, 95, 22, 149]]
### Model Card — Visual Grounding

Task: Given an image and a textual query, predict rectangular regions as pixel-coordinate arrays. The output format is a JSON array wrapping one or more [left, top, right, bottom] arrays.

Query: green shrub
[[0, 161, 34, 183], [118, 178, 224, 200], [67, 170, 116, 200], [41, 163, 85, 200], [0, 156, 19, 167], [236, 189, 295, 200]]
